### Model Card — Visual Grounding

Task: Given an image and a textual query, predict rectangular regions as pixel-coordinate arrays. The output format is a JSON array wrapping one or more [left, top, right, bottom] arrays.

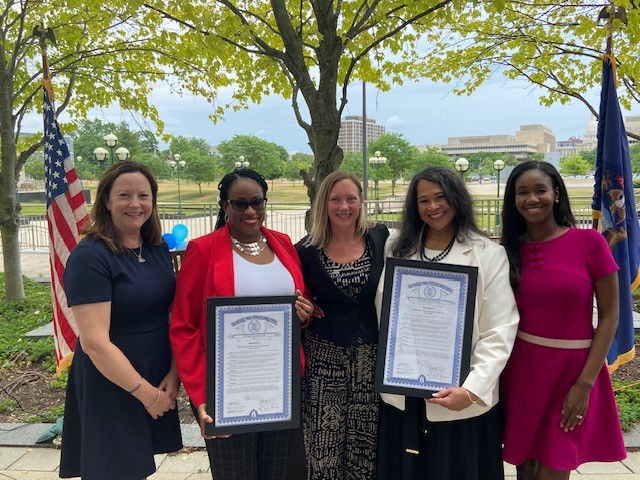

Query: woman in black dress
[[60, 161, 182, 480]]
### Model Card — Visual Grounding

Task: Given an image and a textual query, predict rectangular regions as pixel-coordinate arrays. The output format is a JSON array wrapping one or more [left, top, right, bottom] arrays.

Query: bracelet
[[464, 389, 477, 405], [145, 390, 161, 410], [127, 379, 142, 394]]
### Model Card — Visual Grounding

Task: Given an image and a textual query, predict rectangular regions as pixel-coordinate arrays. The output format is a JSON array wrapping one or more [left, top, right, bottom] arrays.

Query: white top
[[233, 251, 295, 296], [375, 231, 520, 422]]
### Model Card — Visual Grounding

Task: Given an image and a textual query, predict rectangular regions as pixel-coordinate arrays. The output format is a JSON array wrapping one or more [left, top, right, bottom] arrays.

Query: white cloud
[[22, 76, 639, 156]]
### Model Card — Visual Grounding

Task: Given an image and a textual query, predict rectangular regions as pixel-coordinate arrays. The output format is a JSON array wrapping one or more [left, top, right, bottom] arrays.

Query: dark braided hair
[[215, 168, 268, 230]]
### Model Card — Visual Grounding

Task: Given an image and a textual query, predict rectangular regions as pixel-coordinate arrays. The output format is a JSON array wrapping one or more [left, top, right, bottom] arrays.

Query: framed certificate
[[206, 296, 300, 435], [375, 258, 477, 398]]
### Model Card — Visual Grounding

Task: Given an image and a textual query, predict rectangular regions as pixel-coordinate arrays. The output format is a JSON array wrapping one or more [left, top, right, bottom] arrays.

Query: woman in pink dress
[[500, 160, 626, 480]]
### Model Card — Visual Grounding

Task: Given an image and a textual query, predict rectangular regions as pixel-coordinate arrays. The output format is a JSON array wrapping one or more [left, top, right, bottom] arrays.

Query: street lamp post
[[368, 151, 387, 200], [169, 153, 187, 216], [103, 133, 118, 165], [493, 159, 506, 231], [93, 147, 109, 171], [493, 159, 505, 197], [115, 147, 130, 161], [455, 157, 469, 179], [235, 155, 250, 169]]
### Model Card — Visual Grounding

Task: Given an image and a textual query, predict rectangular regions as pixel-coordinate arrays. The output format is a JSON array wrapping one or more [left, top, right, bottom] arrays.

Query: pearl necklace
[[230, 235, 267, 256], [129, 244, 146, 263], [421, 235, 455, 263]]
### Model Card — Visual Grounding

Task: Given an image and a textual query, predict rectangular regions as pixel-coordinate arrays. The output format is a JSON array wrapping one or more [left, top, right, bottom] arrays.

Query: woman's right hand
[[146, 389, 175, 420], [196, 403, 231, 440]]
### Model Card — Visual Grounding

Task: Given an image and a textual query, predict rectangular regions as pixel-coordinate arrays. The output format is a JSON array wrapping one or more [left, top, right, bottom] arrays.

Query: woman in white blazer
[[375, 166, 519, 480]]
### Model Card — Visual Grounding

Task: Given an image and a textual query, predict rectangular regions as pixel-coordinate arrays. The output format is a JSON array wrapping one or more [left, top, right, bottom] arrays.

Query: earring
[[555, 199, 559, 203]]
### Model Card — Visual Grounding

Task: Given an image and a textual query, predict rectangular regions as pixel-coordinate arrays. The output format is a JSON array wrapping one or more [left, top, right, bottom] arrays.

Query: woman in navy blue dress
[[60, 161, 182, 480]]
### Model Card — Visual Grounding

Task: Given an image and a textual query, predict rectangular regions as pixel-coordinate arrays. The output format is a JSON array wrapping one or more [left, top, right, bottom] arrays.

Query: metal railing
[[7, 195, 640, 251]]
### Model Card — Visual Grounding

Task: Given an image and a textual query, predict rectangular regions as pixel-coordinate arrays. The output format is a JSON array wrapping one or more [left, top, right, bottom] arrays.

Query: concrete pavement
[[0, 444, 639, 479]]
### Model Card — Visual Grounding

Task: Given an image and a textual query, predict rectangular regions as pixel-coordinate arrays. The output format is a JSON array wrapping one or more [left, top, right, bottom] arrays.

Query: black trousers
[[191, 403, 293, 480]]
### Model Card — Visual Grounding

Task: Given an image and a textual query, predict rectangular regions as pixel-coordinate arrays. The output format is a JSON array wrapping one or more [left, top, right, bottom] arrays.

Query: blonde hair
[[306, 171, 368, 248]]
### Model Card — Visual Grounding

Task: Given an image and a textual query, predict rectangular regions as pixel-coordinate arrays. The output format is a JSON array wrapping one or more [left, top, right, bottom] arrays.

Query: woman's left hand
[[428, 387, 477, 411], [560, 381, 591, 432], [294, 290, 314, 323]]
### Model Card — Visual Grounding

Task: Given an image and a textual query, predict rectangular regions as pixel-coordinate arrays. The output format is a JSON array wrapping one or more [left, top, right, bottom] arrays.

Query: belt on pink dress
[[516, 330, 592, 349]]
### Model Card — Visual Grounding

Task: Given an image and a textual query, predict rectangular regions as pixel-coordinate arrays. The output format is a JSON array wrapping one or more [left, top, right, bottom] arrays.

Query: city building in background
[[337, 115, 386, 152], [419, 124, 556, 162], [583, 115, 639, 149]]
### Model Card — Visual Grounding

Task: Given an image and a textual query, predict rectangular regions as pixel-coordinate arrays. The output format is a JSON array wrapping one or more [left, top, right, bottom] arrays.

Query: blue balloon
[[176, 239, 189, 251], [172, 224, 189, 243], [163, 233, 177, 250]]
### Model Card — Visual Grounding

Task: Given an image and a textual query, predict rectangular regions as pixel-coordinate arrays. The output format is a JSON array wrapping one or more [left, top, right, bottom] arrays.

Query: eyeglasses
[[228, 198, 268, 212]]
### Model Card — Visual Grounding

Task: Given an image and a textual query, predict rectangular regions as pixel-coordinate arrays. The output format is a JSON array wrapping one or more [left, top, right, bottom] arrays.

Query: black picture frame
[[374, 258, 477, 398], [206, 295, 300, 435]]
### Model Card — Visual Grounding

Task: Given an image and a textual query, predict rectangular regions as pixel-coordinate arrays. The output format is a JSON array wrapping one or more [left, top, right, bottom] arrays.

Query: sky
[[23, 74, 640, 155]]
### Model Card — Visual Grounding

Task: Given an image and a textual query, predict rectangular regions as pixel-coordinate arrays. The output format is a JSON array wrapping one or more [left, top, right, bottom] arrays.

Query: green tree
[[579, 149, 597, 169], [339, 152, 365, 180], [145, 0, 463, 219], [285, 153, 314, 185], [561, 154, 591, 176], [24, 159, 45, 181], [217, 135, 287, 186], [1, 3, 221, 299], [183, 154, 218, 195], [424, 3, 640, 142], [136, 153, 173, 181], [405, 149, 453, 180], [368, 133, 418, 196], [630, 144, 640, 176]]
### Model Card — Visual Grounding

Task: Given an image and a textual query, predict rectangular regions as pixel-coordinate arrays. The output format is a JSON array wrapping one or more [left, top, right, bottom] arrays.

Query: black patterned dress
[[296, 224, 389, 480]]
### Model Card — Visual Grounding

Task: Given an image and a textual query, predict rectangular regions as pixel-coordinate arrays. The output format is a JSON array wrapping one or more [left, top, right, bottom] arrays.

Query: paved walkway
[[0, 445, 638, 479]]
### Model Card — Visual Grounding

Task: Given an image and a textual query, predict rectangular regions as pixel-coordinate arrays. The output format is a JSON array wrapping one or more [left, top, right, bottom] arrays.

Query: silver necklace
[[421, 235, 455, 262], [230, 235, 267, 256], [129, 244, 146, 263]]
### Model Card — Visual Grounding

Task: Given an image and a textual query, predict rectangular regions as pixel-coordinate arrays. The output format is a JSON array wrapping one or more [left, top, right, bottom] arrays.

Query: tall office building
[[337, 115, 386, 153]]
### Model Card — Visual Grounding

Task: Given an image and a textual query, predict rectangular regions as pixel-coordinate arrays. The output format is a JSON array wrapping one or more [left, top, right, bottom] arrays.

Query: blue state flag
[[591, 57, 640, 371]]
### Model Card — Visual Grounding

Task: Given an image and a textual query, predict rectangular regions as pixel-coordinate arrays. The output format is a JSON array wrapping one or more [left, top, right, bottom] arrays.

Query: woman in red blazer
[[170, 168, 313, 480]]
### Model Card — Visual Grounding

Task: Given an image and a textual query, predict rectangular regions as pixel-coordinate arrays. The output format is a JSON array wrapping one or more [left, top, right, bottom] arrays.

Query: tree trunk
[[0, 225, 25, 300], [0, 139, 25, 300], [0, 64, 25, 300], [391, 178, 396, 196]]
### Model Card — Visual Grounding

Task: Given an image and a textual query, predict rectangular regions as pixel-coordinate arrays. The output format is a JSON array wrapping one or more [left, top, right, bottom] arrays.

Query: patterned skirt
[[302, 331, 379, 480]]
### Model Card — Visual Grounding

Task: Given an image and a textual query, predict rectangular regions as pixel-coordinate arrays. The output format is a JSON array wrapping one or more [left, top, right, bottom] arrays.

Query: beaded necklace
[[230, 235, 267, 256], [421, 235, 455, 262]]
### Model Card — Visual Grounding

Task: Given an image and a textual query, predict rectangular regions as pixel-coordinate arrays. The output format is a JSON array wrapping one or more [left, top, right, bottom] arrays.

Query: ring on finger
[[575, 414, 583, 420]]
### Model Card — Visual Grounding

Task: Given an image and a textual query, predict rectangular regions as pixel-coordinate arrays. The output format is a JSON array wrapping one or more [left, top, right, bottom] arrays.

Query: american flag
[[43, 81, 89, 375]]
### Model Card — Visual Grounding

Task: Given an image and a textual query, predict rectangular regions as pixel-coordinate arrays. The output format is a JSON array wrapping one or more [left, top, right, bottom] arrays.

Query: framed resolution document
[[375, 258, 477, 398], [206, 296, 300, 435]]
